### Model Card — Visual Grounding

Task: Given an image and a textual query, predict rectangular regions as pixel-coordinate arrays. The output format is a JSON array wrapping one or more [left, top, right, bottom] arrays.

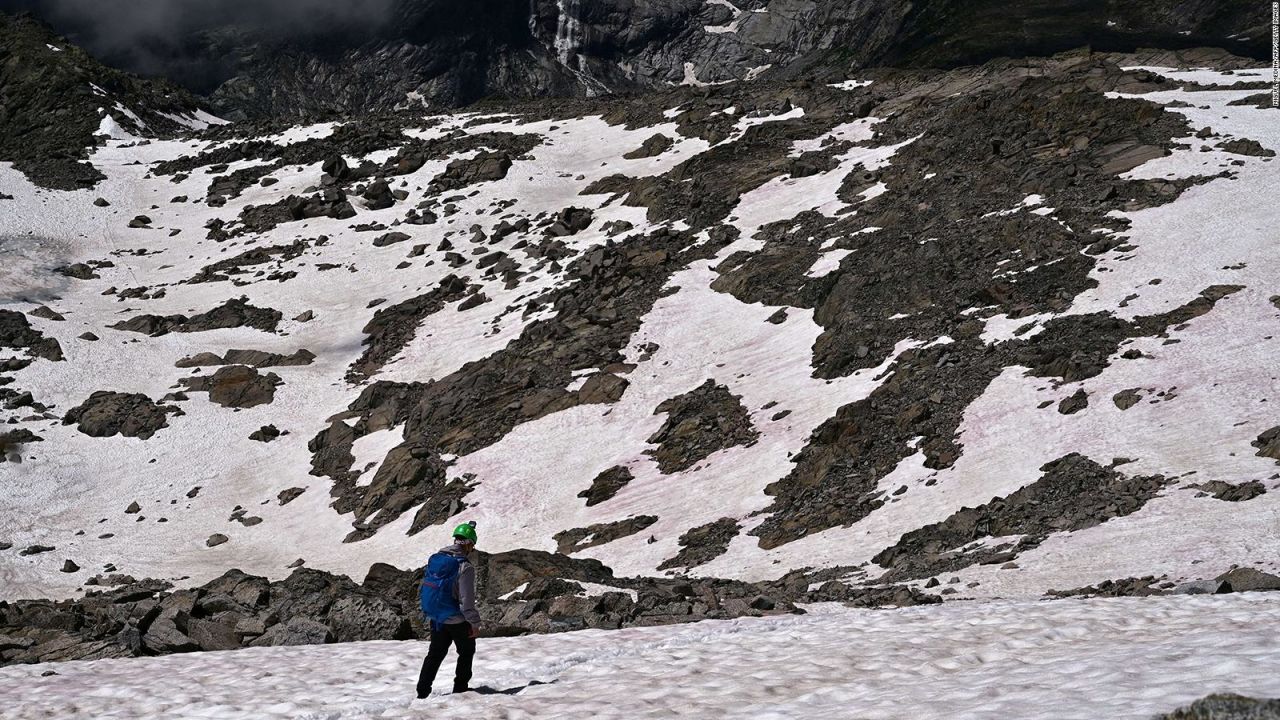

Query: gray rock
[[1158, 693, 1280, 719], [1190, 480, 1267, 503], [578, 466, 633, 507], [57, 264, 99, 280], [174, 352, 224, 368], [23, 637, 129, 664], [142, 617, 198, 653], [29, 306, 65, 322], [197, 593, 241, 615], [578, 373, 630, 405], [555, 515, 657, 554], [186, 618, 241, 652], [658, 518, 741, 571], [234, 617, 267, 637], [1217, 568, 1280, 593], [277, 487, 305, 505], [181, 365, 282, 408], [1113, 388, 1141, 410], [63, 391, 180, 440], [1172, 579, 1228, 595], [362, 180, 395, 210], [624, 134, 674, 160], [1057, 389, 1089, 415], [645, 380, 759, 474], [373, 231, 411, 247], [157, 589, 199, 619], [109, 298, 282, 337], [0, 634, 36, 653], [206, 534, 229, 548], [327, 596, 411, 643], [1253, 427, 1280, 463], [203, 570, 269, 609], [0, 309, 63, 361], [222, 349, 315, 368], [249, 425, 282, 442], [250, 617, 333, 647]]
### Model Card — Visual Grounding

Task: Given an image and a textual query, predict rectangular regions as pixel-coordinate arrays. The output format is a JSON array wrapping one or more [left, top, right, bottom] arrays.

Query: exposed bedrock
[[311, 227, 735, 537]]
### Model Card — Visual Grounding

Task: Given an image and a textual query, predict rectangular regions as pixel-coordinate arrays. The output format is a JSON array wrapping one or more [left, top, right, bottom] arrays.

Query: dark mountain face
[[881, 0, 1269, 68], [1, 0, 1271, 123], [0, 12, 210, 189]]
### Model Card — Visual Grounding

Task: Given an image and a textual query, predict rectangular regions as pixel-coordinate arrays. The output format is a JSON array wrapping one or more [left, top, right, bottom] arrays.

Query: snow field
[[3, 594, 1278, 719], [3, 67, 1280, 607]]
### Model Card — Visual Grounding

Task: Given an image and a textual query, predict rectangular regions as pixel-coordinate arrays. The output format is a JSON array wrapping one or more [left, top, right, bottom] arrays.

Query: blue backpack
[[420, 552, 464, 628]]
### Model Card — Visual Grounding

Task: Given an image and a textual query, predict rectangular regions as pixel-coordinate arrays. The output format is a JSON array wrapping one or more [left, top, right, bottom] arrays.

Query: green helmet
[[452, 521, 478, 544]]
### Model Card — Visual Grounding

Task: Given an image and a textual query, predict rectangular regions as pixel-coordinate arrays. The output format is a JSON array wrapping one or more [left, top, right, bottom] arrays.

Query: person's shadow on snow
[[470, 679, 556, 695]]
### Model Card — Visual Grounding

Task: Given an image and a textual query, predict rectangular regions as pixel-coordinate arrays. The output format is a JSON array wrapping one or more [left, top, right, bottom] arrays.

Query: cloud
[[5, 0, 400, 91]]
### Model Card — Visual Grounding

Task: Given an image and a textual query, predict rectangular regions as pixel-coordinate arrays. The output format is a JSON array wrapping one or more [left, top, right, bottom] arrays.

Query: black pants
[[417, 622, 475, 696]]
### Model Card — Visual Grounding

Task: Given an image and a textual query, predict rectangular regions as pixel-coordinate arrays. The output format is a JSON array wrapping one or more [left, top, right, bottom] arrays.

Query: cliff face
[[7, 0, 1270, 121]]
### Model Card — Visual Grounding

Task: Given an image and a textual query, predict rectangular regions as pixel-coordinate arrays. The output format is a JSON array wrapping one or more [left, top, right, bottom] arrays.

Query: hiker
[[417, 521, 482, 699]]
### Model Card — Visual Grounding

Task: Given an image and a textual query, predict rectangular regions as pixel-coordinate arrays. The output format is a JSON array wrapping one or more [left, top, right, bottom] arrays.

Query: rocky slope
[[1, 17, 1279, 670], [0, 13, 221, 189]]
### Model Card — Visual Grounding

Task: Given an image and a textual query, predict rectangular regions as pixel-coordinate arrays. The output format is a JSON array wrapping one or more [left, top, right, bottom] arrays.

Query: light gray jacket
[[438, 543, 482, 625]]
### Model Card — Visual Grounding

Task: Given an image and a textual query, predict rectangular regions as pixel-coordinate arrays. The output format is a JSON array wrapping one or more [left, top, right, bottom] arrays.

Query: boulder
[[1158, 693, 1280, 719], [29, 306, 64, 321], [250, 617, 333, 647], [0, 309, 64, 361], [373, 231, 411, 247], [578, 465, 633, 507], [249, 425, 282, 442], [62, 391, 180, 439], [57, 260, 98, 278], [1216, 568, 1280, 593], [181, 365, 282, 408], [1057, 389, 1089, 415], [578, 373, 630, 405], [1172, 580, 1228, 595], [186, 618, 241, 652], [269, 568, 359, 623], [362, 179, 395, 210], [142, 617, 198, 654], [174, 352, 224, 368], [327, 596, 411, 642]]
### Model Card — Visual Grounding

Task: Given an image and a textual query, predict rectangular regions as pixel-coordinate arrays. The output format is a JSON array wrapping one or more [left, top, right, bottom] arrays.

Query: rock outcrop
[[0, 549, 835, 667], [62, 392, 182, 440]]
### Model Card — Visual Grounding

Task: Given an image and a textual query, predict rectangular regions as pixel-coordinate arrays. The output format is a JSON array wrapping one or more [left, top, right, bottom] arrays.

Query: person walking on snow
[[417, 521, 482, 699]]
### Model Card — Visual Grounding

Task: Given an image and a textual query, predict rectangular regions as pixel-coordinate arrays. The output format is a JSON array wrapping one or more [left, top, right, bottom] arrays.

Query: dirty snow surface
[[4, 594, 1279, 719], [1, 62, 1279, 605]]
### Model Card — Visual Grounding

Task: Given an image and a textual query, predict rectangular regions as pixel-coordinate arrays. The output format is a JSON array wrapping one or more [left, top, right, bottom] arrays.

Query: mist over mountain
[[2, 0, 399, 93]]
